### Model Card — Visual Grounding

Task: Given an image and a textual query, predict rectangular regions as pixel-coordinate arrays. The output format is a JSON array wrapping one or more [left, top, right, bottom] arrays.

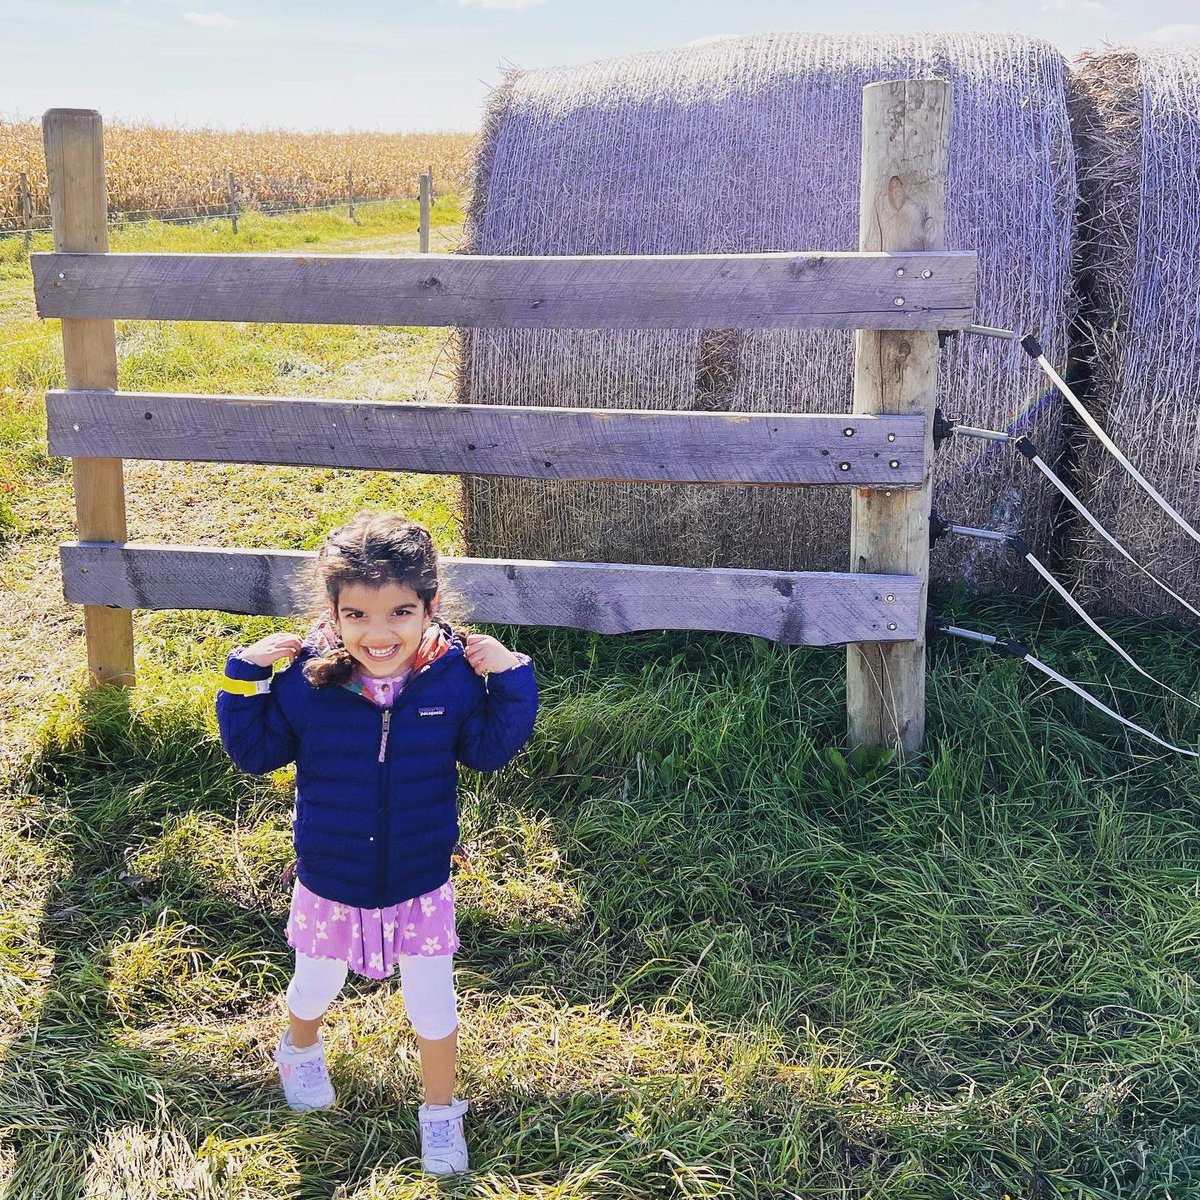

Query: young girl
[[216, 512, 537, 1176]]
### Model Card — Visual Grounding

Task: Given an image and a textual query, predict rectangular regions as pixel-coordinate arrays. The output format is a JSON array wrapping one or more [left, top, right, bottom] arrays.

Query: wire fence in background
[[1, 168, 444, 241]]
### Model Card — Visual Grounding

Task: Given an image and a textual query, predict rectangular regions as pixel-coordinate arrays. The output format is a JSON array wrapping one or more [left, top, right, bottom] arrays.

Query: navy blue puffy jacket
[[216, 630, 538, 909]]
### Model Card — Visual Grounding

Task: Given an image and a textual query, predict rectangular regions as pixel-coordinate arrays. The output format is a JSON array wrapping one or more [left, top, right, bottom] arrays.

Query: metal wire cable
[[0, 330, 56, 352], [0, 194, 418, 237]]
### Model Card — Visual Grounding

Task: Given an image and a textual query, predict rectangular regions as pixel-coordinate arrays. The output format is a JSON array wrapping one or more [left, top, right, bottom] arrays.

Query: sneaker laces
[[422, 1110, 462, 1151], [295, 1057, 330, 1090]]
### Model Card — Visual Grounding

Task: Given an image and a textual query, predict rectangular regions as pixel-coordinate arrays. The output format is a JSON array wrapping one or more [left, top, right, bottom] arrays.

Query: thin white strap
[[1021, 652, 1198, 759], [1035, 353, 1200, 548], [1028, 453, 1200, 620], [1022, 550, 1200, 710]]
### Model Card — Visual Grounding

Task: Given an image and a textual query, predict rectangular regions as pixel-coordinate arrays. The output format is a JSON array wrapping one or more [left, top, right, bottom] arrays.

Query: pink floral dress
[[285, 664, 460, 980]]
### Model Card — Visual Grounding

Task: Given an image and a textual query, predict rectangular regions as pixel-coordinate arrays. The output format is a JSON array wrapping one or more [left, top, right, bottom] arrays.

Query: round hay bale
[[460, 33, 1076, 593], [1069, 45, 1200, 620]]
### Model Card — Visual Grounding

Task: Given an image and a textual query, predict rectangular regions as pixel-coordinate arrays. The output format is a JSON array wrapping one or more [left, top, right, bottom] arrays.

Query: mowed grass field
[[2, 201, 1200, 1199]]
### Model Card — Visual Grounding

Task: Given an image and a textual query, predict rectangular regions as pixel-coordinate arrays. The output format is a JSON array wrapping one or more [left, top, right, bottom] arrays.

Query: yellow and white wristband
[[220, 676, 272, 697]]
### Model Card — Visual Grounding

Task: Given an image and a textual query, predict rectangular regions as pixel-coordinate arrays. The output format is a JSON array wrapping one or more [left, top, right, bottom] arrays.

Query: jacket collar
[[301, 615, 462, 697]]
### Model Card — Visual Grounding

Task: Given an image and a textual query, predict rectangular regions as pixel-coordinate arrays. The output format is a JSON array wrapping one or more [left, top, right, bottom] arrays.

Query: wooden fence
[[33, 81, 974, 753]]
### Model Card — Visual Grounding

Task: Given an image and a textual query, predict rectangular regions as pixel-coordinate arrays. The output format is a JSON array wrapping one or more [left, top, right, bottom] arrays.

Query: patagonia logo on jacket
[[419, 706, 446, 717]]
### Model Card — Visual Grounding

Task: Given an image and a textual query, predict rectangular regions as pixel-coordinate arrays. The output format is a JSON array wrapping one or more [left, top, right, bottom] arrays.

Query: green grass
[[3, 202, 1200, 1199]]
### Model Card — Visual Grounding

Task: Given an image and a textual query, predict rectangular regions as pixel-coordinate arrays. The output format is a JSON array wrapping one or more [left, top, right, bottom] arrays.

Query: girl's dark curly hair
[[303, 512, 440, 689]]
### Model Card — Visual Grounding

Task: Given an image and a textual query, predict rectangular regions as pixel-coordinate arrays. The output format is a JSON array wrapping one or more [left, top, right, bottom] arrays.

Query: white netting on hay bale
[[460, 33, 1075, 589], [1070, 46, 1200, 619]]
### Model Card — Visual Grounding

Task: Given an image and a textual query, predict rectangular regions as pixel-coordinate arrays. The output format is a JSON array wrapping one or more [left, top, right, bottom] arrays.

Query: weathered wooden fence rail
[[33, 249, 974, 329], [36, 80, 970, 752], [46, 392, 926, 485], [60, 544, 920, 645]]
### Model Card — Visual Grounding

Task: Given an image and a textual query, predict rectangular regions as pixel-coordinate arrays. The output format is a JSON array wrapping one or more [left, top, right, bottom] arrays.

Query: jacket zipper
[[377, 709, 390, 906], [336, 643, 457, 906], [377, 710, 391, 763]]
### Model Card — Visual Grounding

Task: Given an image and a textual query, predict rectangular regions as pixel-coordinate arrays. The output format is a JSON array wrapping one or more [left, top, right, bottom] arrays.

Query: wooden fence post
[[18, 171, 33, 248], [347, 166, 356, 222], [227, 168, 238, 234], [846, 79, 950, 755], [43, 109, 135, 687], [419, 172, 431, 253]]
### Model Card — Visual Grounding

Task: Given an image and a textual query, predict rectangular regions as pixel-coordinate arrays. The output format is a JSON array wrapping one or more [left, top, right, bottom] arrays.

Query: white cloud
[[457, 0, 545, 8], [183, 10, 239, 30], [1143, 23, 1200, 44], [1039, 0, 1111, 15]]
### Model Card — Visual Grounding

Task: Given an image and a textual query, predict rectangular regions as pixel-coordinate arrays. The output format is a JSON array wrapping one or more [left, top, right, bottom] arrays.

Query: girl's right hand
[[239, 633, 303, 668]]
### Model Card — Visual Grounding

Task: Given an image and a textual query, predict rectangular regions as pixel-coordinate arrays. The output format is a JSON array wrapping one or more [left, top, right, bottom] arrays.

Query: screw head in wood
[[843, 427, 855, 437], [887, 433, 896, 442], [889, 460, 900, 468], [884, 490, 893, 497], [887, 622, 897, 631], [73, 424, 80, 431], [893, 297, 905, 307], [885, 594, 895, 603], [895, 267, 906, 277], [922, 269, 933, 279], [839, 462, 851, 471]]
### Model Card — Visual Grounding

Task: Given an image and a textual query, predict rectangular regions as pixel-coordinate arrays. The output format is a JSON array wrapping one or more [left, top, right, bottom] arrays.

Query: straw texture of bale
[[460, 34, 1076, 592], [1069, 46, 1200, 620]]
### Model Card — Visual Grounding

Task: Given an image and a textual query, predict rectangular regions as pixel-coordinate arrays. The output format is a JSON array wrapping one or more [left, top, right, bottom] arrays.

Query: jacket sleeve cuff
[[486, 655, 534, 691], [224, 651, 272, 682]]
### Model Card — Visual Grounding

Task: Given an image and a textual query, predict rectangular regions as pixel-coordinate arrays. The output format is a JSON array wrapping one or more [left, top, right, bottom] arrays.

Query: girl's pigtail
[[304, 646, 356, 689]]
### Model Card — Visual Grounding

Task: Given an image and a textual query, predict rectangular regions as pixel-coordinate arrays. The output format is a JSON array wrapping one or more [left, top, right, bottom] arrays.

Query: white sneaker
[[274, 1031, 336, 1112], [418, 1098, 469, 1175]]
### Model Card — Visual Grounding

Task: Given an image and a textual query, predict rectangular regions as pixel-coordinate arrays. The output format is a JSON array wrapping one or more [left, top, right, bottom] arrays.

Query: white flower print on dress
[[370, 952, 384, 970], [331, 904, 349, 922], [439, 882, 453, 901], [420, 895, 436, 917], [404, 923, 417, 939], [421, 936, 442, 955], [314, 920, 328, 941], [383, 920, 396, 939], [372, 909, 382, 920], [295, 912, 308, 931]]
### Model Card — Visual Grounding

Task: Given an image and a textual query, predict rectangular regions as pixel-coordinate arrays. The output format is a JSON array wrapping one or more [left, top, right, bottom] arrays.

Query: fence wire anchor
[[929, 509, 951, 549], [932, 407, 955, 453]]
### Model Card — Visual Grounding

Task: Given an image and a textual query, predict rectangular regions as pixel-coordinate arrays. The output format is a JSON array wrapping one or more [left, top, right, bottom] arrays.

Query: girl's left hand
[[464, 633, 521, 676]]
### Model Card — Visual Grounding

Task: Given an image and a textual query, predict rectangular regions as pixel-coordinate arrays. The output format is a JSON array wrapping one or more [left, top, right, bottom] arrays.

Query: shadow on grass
[[0, 687, 361, 1199], [4, 621, 1200, 1197]]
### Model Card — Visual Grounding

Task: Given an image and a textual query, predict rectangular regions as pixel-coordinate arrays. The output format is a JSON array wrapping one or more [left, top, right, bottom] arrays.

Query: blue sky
[[4, 0, 1198, 131]]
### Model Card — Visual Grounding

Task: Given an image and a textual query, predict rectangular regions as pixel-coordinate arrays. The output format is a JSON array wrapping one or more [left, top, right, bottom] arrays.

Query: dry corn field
[[0, 121, 474, 228]]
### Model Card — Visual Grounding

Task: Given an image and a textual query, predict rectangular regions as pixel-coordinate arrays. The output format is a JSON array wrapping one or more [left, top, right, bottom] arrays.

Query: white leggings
[[286, 950, 459, 1041]]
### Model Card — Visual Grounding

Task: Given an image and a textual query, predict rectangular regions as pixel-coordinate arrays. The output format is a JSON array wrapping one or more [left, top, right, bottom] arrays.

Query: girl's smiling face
[[333, 581, 434, 678]]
